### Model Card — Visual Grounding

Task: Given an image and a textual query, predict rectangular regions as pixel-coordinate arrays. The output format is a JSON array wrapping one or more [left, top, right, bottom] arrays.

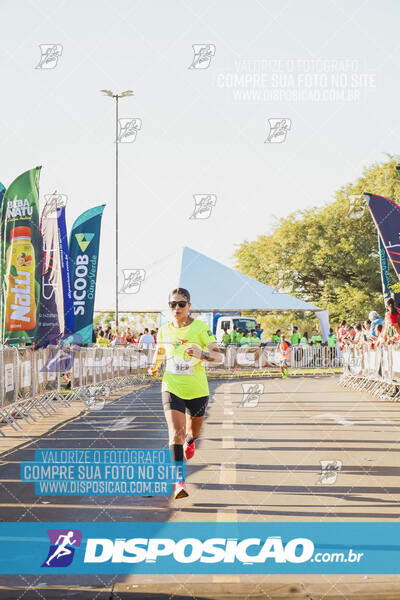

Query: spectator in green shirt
[[250, 330, 261, 345], [327, 328, 337, 347], [239, 331, 250, 346], [290, 326, 301, 346], [300, 332, 309, 347], [310, 329, 322, 346], [222, 329, 231, 346], [230, 326, 238, 344], [271, 329, 281, 343], [327, 327, 337, 365]]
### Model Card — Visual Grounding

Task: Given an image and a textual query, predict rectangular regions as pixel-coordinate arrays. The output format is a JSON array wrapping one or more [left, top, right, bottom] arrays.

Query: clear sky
[[1, 0, 398, 310]]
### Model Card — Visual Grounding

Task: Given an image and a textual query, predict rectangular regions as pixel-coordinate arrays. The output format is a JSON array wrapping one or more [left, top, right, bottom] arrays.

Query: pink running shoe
[[174, 481, 189, 499], [184, 439, 196, 460]]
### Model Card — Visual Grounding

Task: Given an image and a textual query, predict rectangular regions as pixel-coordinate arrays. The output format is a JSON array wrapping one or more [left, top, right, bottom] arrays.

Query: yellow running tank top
[[158, 318, 216, 399]]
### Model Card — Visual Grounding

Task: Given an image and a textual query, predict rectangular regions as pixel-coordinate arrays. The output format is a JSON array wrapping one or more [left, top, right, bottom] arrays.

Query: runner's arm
[[203, 341, 224, 363], [148, 343, 165, 376], [392, 321, 400, 337], [186, 342, 223, 363]]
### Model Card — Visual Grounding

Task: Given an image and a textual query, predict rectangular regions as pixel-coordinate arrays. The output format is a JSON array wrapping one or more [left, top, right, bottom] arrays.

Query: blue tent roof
[[115, 246, 322, 313], [179, 247, 321, 311]]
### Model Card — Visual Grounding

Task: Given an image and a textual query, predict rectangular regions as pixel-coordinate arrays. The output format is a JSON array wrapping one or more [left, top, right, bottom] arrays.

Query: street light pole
[[100, 89, 134, 332], [115, 94, 119, 331]]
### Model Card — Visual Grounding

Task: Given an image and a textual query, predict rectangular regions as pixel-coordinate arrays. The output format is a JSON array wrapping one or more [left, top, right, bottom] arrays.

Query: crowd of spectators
[[93, 296, 400, 353], [337, 298, 400, 348], [268, 326, 326, 347], [221, 328, 262, 347], [94, 326, 158, 349], [257, 299, 400, 351], [221, 325, 328, 348]]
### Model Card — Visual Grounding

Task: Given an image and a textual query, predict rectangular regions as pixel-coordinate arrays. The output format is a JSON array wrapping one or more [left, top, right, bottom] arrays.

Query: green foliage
[[235, 155, 400, 326], [103, 312, 114, 325], [93, 314, 102, 327]]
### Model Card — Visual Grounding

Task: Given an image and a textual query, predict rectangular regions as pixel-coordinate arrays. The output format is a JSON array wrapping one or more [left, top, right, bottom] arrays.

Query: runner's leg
[[281, 360, 288, 378], [164, 409, 186, 453], [162, 392, 189, 498], [184, 396, 208, 459], [186, 414, 204, 441]]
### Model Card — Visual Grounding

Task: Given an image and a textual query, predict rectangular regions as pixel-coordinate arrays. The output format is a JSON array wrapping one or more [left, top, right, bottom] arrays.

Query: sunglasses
[[169, 301, 188, 308]]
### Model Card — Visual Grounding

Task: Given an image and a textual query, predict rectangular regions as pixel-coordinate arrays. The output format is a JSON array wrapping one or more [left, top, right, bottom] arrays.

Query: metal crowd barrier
[[0, 345, 155, 436], [0, 343, 343, 436], [339, 343, 400, 401], [208, 345, 342, 376]]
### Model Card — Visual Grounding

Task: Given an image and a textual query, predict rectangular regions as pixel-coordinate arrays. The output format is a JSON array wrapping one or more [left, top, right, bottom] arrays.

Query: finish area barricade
[[339, 343, 400, 401], [0, 346, 155, 436], [0, 344, 341, 436], [207, 345, 342, 376]]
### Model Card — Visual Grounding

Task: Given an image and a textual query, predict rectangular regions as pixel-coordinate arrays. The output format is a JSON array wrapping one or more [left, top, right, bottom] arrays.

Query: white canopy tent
[[101, 247, 329, 339]]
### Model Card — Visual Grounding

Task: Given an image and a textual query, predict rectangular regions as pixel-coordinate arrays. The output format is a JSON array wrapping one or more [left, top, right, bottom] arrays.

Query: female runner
[[148, 288, 222, 498]]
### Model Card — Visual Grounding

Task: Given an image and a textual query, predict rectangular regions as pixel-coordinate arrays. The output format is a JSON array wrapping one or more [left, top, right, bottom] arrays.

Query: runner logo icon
[[117, 118, 142, 143], [120, 269, 146, 294], [42, 529, 82, 567], [317, 460, 342, 485], [188, 44, 216, 69], [189, 194, 217, 219], [240, 383, 264, 407], [35, 44, 63, 69], [265, 118, 291, 143]]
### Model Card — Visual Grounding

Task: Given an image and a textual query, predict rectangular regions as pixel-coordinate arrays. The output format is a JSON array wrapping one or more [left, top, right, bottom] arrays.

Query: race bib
[[167, 357, 194, 375]]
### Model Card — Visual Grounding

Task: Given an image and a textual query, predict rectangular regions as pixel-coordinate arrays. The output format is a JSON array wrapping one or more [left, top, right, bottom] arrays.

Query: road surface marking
[[222, 435, 235, 449], [214, 397, 239, 583], [312, 413, 354, 426], [224, 408, 234, 415], [219, 462, 236, 485], [100, 417, 137, 430]]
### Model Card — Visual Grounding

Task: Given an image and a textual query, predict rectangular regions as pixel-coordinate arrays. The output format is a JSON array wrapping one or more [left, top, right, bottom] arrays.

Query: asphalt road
[[0, 375, 400, 598]]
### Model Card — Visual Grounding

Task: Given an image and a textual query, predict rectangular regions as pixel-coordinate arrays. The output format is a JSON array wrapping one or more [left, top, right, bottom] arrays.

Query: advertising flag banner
[[39, 197, 61, 344], [365, 193, 400, 281], [0, 182, 5, 338], [58, 202, 74, 336], [0, 167, 41, 345], [378, 233, 391, 299], [38, 195, 74, 345], [0, 182, 5, 211], [66, 205, 105, 345]]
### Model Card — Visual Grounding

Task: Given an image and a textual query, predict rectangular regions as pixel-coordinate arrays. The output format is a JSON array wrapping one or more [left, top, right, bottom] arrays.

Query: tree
[[235, 156, 400, 326], [103, 312, 115, 325]]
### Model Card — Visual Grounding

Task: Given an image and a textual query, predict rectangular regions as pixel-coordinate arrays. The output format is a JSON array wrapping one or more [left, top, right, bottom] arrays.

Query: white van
[[215, 316, 258, 343]]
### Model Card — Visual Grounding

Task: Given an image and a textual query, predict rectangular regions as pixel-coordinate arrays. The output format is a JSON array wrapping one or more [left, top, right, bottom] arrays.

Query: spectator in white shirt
[[139, 328, 155, 349]]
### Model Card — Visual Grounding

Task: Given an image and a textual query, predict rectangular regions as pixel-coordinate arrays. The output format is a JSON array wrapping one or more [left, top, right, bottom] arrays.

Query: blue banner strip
[[0, 523, 399, 574]]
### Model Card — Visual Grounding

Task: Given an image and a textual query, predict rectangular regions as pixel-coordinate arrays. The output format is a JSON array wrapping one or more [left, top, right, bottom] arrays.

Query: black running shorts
[[162, 391, 209, 417]]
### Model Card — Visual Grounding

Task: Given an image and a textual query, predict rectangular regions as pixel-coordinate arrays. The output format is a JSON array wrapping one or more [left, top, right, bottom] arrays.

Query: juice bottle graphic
[[5, 226, 37, 331]]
